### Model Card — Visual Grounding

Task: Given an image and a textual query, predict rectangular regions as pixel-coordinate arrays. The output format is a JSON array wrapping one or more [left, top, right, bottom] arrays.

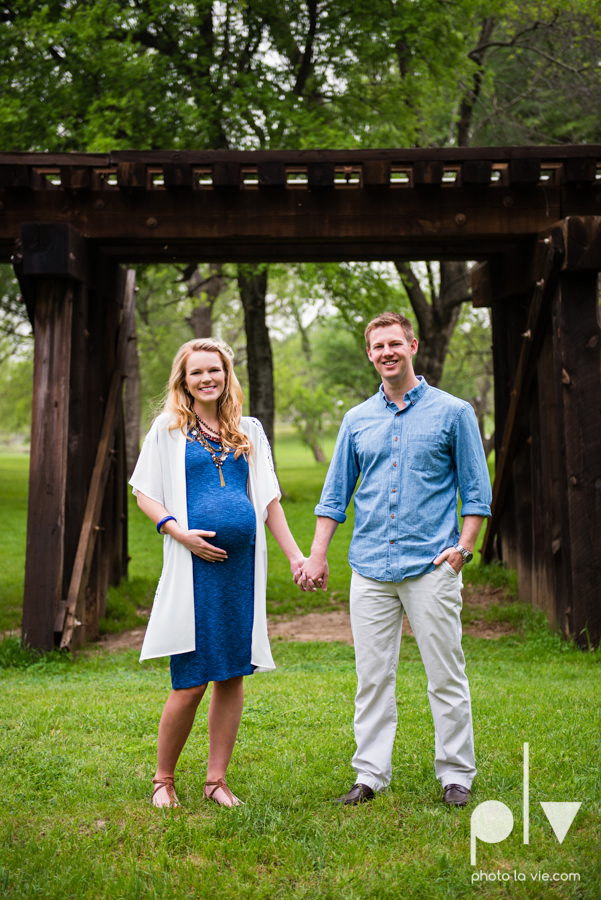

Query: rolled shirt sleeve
[[453, 404, 492, 518], [314, 418, 360, 524]]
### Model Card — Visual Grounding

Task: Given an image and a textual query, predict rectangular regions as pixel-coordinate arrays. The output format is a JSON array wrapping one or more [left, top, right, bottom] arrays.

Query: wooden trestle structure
[[1, 147, 600, 649]]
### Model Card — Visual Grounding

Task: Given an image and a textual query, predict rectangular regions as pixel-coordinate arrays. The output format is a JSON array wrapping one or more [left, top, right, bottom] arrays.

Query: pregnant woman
[[130, 337, 304, 808]]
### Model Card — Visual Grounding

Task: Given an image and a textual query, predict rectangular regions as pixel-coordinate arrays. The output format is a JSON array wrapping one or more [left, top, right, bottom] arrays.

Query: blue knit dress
[[170, 436, 256, 689]]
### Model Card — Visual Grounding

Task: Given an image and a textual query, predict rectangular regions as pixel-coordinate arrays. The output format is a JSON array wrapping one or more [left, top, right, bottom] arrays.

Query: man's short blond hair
[[364, 312, 415, 348]]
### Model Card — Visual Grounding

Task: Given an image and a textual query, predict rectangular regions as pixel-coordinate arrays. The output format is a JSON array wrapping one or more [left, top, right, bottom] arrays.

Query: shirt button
[[412, 400, 415, 404], [391, 514, 395, 518], [394, 438, 398, 441], [393, 463, 397, 467], [390, 540, 394, 544], [396, 412, 400, 416], [392, 489, 396, 493]]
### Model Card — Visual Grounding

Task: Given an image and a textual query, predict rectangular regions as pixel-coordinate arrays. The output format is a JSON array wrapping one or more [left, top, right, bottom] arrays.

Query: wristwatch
[[453, 543, 473, 564]]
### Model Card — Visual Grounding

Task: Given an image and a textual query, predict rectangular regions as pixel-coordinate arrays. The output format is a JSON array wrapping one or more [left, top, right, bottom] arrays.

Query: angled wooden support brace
[[481, 227, 565, 562], [56, 269, 136, 650]]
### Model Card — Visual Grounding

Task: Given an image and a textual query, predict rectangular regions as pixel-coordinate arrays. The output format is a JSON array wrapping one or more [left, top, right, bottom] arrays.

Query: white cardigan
[[129, 413, 280, 668]]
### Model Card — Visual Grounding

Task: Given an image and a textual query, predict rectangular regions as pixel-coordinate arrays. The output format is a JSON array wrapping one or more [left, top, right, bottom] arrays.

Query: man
[[297, 311, 492, 808]]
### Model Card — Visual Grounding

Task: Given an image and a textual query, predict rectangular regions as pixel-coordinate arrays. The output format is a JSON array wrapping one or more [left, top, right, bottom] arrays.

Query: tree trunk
[[124, 312, 141, 478], [237, 264, 275, 449], [471, 374, 494, 456], [395, 260, 470, 387], [188, 263, 224, 338], [457, 17, 496, 147], [303, 423, 326, 462], [411, 298, 461, 386]]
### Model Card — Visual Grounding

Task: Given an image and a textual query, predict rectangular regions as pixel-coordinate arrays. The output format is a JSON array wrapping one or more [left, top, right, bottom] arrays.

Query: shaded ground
[[98, 581, 518, 653]]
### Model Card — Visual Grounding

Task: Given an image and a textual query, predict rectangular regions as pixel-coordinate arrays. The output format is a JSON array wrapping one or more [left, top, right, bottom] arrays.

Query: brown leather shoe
[[443, 783, 471, 808], [333, 783, 376, 805]]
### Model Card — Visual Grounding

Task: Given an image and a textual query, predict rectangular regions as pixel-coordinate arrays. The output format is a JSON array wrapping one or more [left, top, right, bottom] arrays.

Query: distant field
[[0, 428, 491, 634], [0, 454, 29, 633]]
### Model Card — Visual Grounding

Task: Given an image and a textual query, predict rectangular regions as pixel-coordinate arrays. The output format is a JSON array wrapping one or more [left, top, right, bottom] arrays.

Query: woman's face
[[184, 350, 226, 408]]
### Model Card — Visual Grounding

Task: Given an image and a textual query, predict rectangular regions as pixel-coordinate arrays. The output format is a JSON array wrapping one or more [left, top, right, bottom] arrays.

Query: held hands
[[178, 529, 228, 563], [294, 554, 329, 592], [289, 555, 306, 580], [433, 547, 464, 574]]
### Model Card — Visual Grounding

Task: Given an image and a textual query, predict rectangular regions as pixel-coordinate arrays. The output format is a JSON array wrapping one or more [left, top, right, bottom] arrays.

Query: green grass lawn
[[0, 633, 599, 899], [0, 454, 29, 633], [1, 437, 600, 898]]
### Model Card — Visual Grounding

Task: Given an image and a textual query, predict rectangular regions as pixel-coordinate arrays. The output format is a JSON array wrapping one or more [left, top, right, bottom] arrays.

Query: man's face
[[366, 324, 418, 384]]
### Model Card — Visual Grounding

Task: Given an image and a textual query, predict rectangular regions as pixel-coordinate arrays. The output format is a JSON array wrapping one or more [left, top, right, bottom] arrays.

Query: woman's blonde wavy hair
[[162, 338, 252, 459]]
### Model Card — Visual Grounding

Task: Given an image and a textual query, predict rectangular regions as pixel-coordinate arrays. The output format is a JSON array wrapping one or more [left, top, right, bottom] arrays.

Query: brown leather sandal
[[204, 778, 244, 807], [152, 775, 180, 808]]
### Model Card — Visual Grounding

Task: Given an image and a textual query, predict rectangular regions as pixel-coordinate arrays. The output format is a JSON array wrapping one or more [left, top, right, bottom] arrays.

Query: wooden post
[[529, 374, 547, 613], [534, 324, 567, 629], [490, 293, 529, 567], [22, 278, 73, 650], [552, 270, 601, 646], [18, 224, 134, 650], [512, 417, 533, 603], [482, 229, 565, 565], [59, 269, 136, 650]]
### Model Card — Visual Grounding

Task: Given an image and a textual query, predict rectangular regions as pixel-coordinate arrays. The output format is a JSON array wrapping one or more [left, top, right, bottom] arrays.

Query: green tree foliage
[[274, 337, 346, 462], [0, 1, 495, 152], [1, 1, 600, 447], [0, 354, 33, 443], [133, 263, 248, 428], [269, 265, 386, 459], [0, 264, 31, 365], [461, 4, 601, 146], [297, 262, 414, 341], [273, 320, 378, 461], [133, 266, 196, 425]]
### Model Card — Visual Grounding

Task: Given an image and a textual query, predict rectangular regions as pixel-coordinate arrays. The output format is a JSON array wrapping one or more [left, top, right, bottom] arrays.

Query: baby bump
[[187, 494, 256, 555]]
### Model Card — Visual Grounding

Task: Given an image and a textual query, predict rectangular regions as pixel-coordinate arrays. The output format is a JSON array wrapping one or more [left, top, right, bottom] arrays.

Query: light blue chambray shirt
[[315, 377, 492, 582]]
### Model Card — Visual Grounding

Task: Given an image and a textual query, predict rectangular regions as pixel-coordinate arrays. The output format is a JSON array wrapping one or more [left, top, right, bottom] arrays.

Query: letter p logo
[[470, 801, 514, 865]]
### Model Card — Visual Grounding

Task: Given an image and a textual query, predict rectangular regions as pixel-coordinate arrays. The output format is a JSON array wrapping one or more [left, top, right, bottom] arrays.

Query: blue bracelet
[[157, 515, 177, 535]]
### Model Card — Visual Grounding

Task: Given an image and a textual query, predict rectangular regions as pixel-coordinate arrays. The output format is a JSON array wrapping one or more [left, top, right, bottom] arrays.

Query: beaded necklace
[[189, 412, 229, 487]]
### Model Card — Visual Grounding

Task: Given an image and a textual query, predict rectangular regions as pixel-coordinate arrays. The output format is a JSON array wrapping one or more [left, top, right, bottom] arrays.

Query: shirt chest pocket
[[406, 433, 443, 472]]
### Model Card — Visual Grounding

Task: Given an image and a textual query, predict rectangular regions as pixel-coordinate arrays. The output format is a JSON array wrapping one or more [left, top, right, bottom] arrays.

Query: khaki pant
[[349, 563, 476, 792]]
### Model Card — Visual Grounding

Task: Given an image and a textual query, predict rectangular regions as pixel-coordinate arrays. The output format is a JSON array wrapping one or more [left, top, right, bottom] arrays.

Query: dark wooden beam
[[117, 162, 147, 190], [470, 262, 493, 307], [509, 159, 541, 184], [60, 263, 124, 646], [22, 278, 74, 650], [0, 153, 109, 166], [362, 161, 391, 188], [564, 158, 598, 184], [489, 291, 529, 567], [462, 160, 492, 185], [106, 145, 601, 164], [553, 270, 601, 647], [58, 270, 136, 650], [0, 187, 563, 252], [163, 163, 194, 190], [257, 161, 287, 189], [60, 166, 92, 191], [534, 325, 569, 630], [212, 162, 241, 190], [413, 161, 444, 186], [21, 223, 88, 281], [307, 162, 335, 190], [559, 215, 601, 271], [481, 226, 565, 561]]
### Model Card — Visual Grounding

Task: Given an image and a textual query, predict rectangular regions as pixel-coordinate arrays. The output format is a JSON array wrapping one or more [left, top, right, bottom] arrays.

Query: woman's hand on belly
[[178, 529, 228, 562]]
